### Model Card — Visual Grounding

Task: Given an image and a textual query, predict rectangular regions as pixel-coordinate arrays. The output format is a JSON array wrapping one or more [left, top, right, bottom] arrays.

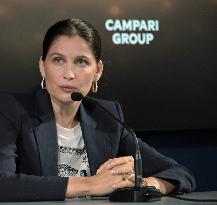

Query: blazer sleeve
[[0, 94, 68, 202], [114, 101, 196, 194]]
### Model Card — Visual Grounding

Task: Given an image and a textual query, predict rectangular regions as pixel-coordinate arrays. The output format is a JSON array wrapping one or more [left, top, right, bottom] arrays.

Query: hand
[[142, 177, 176, 194], [97, 156, 134, 174], [65, 163, 132, 198], [87, 167, 126, 196], [96, 156, 175, 194], [66, 156, 135, 198], [96, 156, 135, 189]]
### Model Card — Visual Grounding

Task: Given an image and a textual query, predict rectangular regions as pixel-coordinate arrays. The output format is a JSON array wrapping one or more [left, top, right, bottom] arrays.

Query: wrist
[[142, 177, 176, 194], [65, 176, 90, 198], [142, 177, 160, 190]]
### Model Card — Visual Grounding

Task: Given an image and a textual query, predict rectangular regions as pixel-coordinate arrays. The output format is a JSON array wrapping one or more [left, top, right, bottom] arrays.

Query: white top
[[56, 122, 90, 177]]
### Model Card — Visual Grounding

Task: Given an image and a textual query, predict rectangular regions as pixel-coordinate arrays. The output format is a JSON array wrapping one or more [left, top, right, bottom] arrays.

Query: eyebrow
[[75, 55, 90, 59], [48, 52, 90, 59], [48, 52, 64, 58]]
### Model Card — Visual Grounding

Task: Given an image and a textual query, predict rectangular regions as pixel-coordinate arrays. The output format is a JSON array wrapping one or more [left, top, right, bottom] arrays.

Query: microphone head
[[71, 92, 85, 101]]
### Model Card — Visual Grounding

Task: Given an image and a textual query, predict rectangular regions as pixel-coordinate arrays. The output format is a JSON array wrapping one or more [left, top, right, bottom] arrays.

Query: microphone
[[71, 92, 162, 202], [71, 92, 85, 101]]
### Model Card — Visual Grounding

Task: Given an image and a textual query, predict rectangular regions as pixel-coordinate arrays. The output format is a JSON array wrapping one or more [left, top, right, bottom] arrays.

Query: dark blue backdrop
[[137, 129, 217, 191]]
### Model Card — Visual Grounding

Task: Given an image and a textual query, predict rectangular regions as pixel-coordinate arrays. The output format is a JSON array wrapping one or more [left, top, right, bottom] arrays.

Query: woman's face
[[39, 35, 103, 104]]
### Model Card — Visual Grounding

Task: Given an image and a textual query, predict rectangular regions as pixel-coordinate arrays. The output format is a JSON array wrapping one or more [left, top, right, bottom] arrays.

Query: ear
[[95, 60, 103, 81], [39, 56, 45, 78]]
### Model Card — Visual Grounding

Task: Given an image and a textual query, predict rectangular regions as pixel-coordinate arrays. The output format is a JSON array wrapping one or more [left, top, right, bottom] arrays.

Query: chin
[[60, 95, 73, 104], [51, 93, 73, 104]]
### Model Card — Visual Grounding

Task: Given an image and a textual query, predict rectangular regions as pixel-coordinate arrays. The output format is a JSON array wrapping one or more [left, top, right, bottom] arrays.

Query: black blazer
[[0, 87, 195, 201]]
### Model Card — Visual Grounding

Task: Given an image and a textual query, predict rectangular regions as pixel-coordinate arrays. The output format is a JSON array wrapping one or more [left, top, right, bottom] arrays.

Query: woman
[[0, 18, 195, 201]]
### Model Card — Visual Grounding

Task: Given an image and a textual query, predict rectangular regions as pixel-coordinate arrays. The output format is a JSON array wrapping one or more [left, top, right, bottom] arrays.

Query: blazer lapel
[[32, 88, 112, 176], [33, 113, 58, 176], [79, 103, 112, 175], [33, 89, 58, 176]]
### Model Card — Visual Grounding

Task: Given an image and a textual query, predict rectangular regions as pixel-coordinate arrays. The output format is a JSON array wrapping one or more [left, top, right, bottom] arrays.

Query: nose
[[63, 64, 75, 80]]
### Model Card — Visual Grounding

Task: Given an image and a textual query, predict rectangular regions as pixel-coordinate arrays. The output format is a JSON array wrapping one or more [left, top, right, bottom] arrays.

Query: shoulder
[[0, 92, 23, 130], [0, 92, 21, 114], [0, 86, 41, 120]]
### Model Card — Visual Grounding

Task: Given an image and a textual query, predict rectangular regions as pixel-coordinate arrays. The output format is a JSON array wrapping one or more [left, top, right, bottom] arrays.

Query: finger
[[112, 178, 135, 189], [97, 156, 134, 174], [128, 173, 135, 183], [124, 173, 135, 183], [111, 164, 134, 175], [123, 173, 135, 181], [106, 156, 134, 170], [97, 159, 113, 174]]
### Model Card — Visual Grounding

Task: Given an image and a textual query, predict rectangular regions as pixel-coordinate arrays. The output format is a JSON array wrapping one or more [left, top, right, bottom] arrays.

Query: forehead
[[48, 35, 94, 58]]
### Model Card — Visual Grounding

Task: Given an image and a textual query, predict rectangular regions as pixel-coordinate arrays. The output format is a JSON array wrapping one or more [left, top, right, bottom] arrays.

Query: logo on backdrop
[[105, 19, 160, 45]]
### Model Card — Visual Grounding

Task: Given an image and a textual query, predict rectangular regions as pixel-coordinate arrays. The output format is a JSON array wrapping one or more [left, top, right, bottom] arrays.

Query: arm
[[0, 95, 133, 201], [0, 94, 68, 201], [113, 102, 196, 194], [142, 177, 175, 194], [96, 156, 175, 194], [118, 135, 196, 194], [65, 170, 129, 198]]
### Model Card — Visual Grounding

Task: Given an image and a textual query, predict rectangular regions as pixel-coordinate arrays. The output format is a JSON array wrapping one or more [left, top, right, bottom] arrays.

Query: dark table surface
[[1, 191, 217, 205]]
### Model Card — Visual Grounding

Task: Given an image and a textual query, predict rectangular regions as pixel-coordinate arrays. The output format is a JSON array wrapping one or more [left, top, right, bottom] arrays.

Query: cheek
[[44, 68, 62, 94], [78, 72, 95, 90], [45, 67, 60, 83], [81, 74, 94, 86]]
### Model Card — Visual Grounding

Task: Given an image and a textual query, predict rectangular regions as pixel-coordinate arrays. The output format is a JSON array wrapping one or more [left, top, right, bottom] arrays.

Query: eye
[[53, 56, 64, 65], [75, 57, 89, 66]]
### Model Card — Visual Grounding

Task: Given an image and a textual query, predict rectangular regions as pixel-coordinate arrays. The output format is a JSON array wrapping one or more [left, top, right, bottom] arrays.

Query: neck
[[51, 97, 81, 128]]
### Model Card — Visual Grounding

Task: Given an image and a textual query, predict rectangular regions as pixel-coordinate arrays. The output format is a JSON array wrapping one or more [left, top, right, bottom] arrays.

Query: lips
[[59, 85, 77, 93]]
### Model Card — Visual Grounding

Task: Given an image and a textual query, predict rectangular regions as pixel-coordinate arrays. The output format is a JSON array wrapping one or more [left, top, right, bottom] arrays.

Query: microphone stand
[[71, 93, 162, 202], [109, 128, 162, 202]]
